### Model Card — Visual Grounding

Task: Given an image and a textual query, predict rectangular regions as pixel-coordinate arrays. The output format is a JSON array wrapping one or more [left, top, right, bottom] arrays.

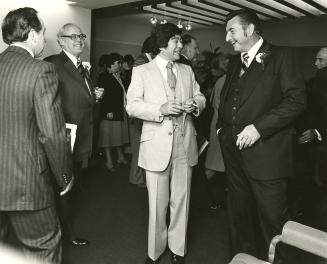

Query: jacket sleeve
[[34, 62, 73, 190], [126, 66, 163, 122], [190, 67, 206, 116], [253, 49, 307, 138]]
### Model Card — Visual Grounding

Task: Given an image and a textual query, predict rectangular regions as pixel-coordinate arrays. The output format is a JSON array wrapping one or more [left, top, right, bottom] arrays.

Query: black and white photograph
[[0, 1, 327, 263]]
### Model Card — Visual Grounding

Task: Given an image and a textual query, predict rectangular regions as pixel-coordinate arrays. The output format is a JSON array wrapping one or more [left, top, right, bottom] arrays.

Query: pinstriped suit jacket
[[0, 46, 72, 211]]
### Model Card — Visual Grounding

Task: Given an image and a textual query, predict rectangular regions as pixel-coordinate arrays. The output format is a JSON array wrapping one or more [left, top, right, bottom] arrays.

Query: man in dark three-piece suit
[[0, 8, 73, 264], [217, 9, 306, 262], [45, 23, 103, 247]]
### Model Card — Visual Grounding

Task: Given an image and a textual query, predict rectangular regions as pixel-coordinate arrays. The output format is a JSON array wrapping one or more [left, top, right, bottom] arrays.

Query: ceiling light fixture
[[185, 21, 192, 31], [185, 18, 192, 31], [160, 15, 167, 24], [150, 14, 158, 25], [177, 15, 183, 29]]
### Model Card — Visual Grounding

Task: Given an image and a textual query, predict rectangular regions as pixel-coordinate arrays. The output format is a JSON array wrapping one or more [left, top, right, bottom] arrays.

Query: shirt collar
[[63, 49, 80, 68], [241, 37, 263, 66], [11, 43, 34, 57], [145, 53, 152, 62], [156, 54, 174, 72], [180, 53, 189, 60]]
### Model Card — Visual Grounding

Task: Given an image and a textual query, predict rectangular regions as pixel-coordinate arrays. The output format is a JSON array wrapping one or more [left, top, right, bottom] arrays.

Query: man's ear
[[57, 37, 64, 46], [28, 28, 38, 44], [246, 24, 255, 37]]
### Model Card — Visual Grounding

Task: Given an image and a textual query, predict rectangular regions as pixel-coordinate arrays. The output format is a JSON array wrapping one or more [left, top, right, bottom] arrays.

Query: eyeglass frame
[[60, 34, 87, 41]]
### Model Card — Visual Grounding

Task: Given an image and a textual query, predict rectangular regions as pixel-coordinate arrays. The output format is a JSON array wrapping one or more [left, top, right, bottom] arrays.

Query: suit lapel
[[60, 52, 93, 99], [147, 60, 170, 101], [237, 42, 273, 109], [175, 64, 187, 102]]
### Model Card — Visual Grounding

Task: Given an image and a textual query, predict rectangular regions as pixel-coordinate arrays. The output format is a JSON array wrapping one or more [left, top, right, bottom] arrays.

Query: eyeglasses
[[61, 34, 87, 41]]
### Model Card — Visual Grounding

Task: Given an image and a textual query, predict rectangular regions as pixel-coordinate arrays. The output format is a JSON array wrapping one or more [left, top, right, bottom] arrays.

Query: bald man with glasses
[[45, 23, 103, 247]]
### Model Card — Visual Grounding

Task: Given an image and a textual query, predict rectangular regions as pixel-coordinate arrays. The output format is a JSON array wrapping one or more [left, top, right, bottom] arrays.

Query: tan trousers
[[145, 127, 192, 260]]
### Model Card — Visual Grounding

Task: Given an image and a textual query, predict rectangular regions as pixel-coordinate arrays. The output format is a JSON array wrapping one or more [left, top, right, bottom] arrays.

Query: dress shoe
[[171, 253, 184, 264], [145, 256, 159, 264], [70, 238, 89, 247], [105, 164, 116, 173]]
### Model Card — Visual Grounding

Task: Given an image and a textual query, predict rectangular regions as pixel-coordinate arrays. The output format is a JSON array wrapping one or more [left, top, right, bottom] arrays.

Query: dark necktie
[[241, 53, 249, 75], [166, 61, 176, 90], [77, 59, 92, 95]]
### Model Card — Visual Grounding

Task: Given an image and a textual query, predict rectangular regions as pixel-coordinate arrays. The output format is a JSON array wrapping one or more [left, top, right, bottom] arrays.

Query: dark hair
[[153, 23, 182, 55], [226, 9, 261, 35], [181, 34, 196, 46], [141, 35, 156, 54], [123, 54, 134, 65], [2, 7, 42, 45], [105, 53, 123, 67]]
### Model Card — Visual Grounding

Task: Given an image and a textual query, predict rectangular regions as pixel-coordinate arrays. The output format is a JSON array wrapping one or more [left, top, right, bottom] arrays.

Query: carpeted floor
[[62, 157, 230, 264], [62, 155, 327, 264]]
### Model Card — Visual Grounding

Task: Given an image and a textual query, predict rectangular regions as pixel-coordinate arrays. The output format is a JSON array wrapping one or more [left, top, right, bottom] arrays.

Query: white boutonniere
[[255, 52, 270, 70], [82, 61, 91, 71]]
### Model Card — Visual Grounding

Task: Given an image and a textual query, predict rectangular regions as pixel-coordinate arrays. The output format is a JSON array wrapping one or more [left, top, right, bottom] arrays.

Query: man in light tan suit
[[126, 23, 205, 264]]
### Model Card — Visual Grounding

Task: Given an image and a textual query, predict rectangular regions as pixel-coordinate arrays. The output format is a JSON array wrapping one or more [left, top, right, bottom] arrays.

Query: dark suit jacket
[[0, 46, 72, 210], [218, 42, 306, 180], [311, 67, 327, 139], [45, 51, 96, 162], [97, 71, 126, 121], [134, 53, 151, 67], [177, 54, 192, 66]]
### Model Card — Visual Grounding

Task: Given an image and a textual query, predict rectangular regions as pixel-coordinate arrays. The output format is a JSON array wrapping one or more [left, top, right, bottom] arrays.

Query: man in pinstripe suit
[[0, 7, 73, 264]]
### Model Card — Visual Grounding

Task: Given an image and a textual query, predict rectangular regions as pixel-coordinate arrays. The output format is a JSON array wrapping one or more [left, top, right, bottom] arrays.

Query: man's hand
[[298, 129, 317, 144], [160, 100, 183, 116], [60, 176, 74, 196], [94, 87, 104, 101], [236, 124, 261, 150], [183, 99, 196, 114], [106, 112, 113, 119]]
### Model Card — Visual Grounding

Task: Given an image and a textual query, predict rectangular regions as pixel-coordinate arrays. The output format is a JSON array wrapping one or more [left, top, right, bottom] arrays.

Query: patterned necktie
[[77, 59, 86, 77], [166, 61, 176, 90], [241, 53, 249, 74], [77, 59, 92, 95]]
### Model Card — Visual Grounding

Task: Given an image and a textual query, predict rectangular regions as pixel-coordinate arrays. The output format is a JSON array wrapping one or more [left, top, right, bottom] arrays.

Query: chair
[[229, 221, 327, 264]]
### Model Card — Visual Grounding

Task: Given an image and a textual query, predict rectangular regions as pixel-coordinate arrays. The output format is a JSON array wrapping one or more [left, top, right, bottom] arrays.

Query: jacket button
[[168, 132, 172, 136]]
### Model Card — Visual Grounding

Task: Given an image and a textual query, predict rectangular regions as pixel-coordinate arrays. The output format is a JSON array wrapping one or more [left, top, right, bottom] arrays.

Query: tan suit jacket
[[126, 59, 205, 171]]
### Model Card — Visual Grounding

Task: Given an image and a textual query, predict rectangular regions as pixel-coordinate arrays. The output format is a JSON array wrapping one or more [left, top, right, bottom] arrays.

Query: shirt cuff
[[315, 129, 322, 141]]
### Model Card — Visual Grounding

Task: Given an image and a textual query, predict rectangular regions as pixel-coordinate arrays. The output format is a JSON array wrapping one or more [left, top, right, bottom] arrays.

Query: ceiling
[[67, 0, 327, 28]]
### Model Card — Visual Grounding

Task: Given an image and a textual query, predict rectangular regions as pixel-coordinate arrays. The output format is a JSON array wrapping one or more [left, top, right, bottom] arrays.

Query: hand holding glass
[[160, 99, 183, 116], [95, 87, 104, 101], [183, 99, 196, 114]]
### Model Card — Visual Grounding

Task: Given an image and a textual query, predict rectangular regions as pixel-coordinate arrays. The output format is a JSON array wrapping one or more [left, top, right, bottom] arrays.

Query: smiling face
[[159, 35, 183, 61], [59, 24, 85, 58], [225, 16, 254, 53]]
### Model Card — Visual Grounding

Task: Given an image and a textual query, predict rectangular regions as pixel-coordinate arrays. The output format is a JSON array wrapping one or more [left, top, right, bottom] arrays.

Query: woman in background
[[204, 53, 230, 209], [97, 53, 129, 172]]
